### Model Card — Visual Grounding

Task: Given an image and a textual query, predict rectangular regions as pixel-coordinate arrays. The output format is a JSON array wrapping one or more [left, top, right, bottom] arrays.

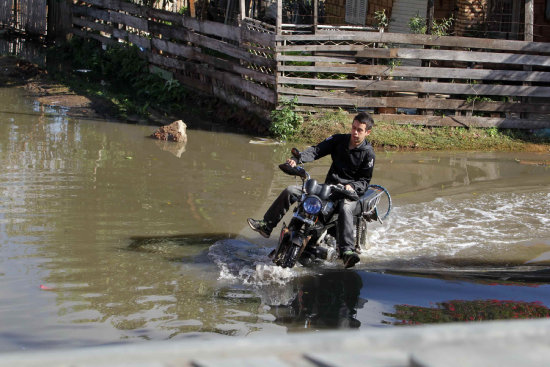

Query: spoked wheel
[[368, 184, 392, 222]]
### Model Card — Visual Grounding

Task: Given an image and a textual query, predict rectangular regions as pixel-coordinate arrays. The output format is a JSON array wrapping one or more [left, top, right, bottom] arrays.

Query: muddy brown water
[[1, 84, 550, 351]]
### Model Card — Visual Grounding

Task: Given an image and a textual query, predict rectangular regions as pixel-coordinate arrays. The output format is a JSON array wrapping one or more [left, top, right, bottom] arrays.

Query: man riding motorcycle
[[248, 112, 375, 268]]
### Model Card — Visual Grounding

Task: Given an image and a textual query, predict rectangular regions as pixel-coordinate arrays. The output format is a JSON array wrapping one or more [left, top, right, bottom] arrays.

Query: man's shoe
[[342, 250, 360, 268], [247, 218, 271, 238]]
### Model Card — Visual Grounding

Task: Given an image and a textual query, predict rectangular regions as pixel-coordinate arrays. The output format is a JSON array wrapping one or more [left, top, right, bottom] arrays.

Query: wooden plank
[[277, 55, 355, 63], [110, 11, 148, 31], [72, 16, 111, 34], [152, 37, 197, 58], [128, 33, 151, 50], [111, 28, 151, 49], [275, 32, 550, 53], [72, 5, 111, 22], [243, 17, 277, 32], [278, 44, 373, 52], [241, 28, 275, 48], [277, 48, 550, 67], [149, 43, 275, 85], [212, 85, 272, 118], [148, 53, 276, 103], [148, 21, 269, 67], [149, 22, 274, 58], [370, 114, 550, 129], [79, 0, 144, 16], [148, 9, 243, 42], [280, 93, 550, 113], [167, 31, 275, 68], [218, 71, 277, 104], [181, 16, 241, 41], [355, 48, 550, 67], [278, 77, 550, 98], [146, 8, 183, 24], [277, 65, 550, 83], [72, 27, 119, 46]]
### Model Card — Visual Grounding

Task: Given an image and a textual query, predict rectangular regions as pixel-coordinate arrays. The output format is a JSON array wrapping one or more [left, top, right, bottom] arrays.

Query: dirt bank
[[1, 55, 118, 120]]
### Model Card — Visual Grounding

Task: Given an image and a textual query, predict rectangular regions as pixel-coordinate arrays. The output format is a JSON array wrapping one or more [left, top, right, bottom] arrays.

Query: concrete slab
[[1, 319, 550, 367]]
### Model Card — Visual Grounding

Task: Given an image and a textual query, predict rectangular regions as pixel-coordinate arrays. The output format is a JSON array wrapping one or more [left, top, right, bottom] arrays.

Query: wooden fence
[[69, 1, 550, 129], [0, 0, 47, 35], [72, 0, 277, 118], [276, 27, 550, 129]]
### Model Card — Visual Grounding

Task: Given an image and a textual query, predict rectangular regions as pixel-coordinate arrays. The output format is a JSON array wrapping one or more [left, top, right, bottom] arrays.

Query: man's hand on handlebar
[[344, 184, 355, 192]]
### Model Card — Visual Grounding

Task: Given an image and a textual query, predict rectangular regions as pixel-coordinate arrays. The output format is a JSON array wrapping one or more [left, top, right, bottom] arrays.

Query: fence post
[[239, 0, 245, 22], [47, 0, 72, 42], [276, 0, 282, 34], [523, 0, 534, 120], [13, 0, 17, 29], [525, 0, 534, 42], [313, 0, 318, 33]]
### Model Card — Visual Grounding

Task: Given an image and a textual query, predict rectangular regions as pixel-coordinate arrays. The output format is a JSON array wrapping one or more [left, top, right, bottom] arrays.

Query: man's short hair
[[353, 112, 374, 130]]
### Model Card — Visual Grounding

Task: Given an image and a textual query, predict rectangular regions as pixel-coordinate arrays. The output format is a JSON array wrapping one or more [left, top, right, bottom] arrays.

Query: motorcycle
[[270, 148, 391, 268]]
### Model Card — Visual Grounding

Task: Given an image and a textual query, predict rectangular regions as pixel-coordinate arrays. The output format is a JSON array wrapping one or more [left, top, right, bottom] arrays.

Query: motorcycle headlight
[[303, 196, 322, 215]]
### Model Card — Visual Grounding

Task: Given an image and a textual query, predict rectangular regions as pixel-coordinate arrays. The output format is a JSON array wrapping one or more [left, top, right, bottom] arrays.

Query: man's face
[[350, 119, 371, 147]]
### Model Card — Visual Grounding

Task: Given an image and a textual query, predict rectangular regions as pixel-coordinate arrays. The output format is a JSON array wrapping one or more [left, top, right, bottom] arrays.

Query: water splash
[[208, 239, 299, 286], [366, 190, 550, 261]]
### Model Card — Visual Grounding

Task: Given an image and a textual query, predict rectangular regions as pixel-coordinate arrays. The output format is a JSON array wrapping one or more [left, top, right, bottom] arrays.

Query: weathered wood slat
[[278, 48, 550, 67], [277, 44, 369, 52], [153, 31, 276, 68], [241, 28, 275, 48], [72, 16, 111, 34], [277, 55, 354, 63], [79, 0, 145, 16], [371, 114, 550, 129], [149, 42, 275, 85], [152, 37, 196, 58], [356, 48, 550, 67], [276, 32, 550, 53], [278, 77, 550, 98], [148, 21, 274, 59], [110, 11, 148, 31], [279, 93, 550, 113], [72, 27, 119, 46], [148, 53, 276, 103], [278, 65, 550, 83], [212, 84, 271, 119], [110, 28, 151, 49], [73, 5, 111, 23]]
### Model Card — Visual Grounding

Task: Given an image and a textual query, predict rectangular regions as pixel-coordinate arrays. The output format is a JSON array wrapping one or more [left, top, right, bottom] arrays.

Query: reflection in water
[[153, 139, 187, 158], [384, 299, 550, 325], [270, 271, 366, 330]]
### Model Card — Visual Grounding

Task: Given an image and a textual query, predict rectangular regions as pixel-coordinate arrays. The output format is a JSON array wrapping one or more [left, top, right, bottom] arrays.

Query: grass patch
[[294, 111, 550, 152]]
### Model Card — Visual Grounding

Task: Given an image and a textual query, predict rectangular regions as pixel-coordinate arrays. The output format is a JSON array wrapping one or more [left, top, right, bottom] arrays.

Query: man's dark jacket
[[298, 134, 375, 196]]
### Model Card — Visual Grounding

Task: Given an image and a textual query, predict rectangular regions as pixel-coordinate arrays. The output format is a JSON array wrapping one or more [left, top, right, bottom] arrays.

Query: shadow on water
[[127, 233, 237, 262], [363, 257, 550, 284]]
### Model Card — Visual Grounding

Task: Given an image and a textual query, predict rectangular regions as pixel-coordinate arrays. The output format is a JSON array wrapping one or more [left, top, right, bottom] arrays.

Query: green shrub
[[270, 97, 304, 141]]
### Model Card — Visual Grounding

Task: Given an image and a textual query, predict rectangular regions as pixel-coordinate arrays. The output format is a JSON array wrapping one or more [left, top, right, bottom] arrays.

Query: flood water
[[1, 85, 550, 352]]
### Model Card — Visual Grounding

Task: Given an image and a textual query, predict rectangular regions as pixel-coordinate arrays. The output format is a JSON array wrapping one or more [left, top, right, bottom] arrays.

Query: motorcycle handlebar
[[278, 163, 308, 179], [330, 184, 359, 201]]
